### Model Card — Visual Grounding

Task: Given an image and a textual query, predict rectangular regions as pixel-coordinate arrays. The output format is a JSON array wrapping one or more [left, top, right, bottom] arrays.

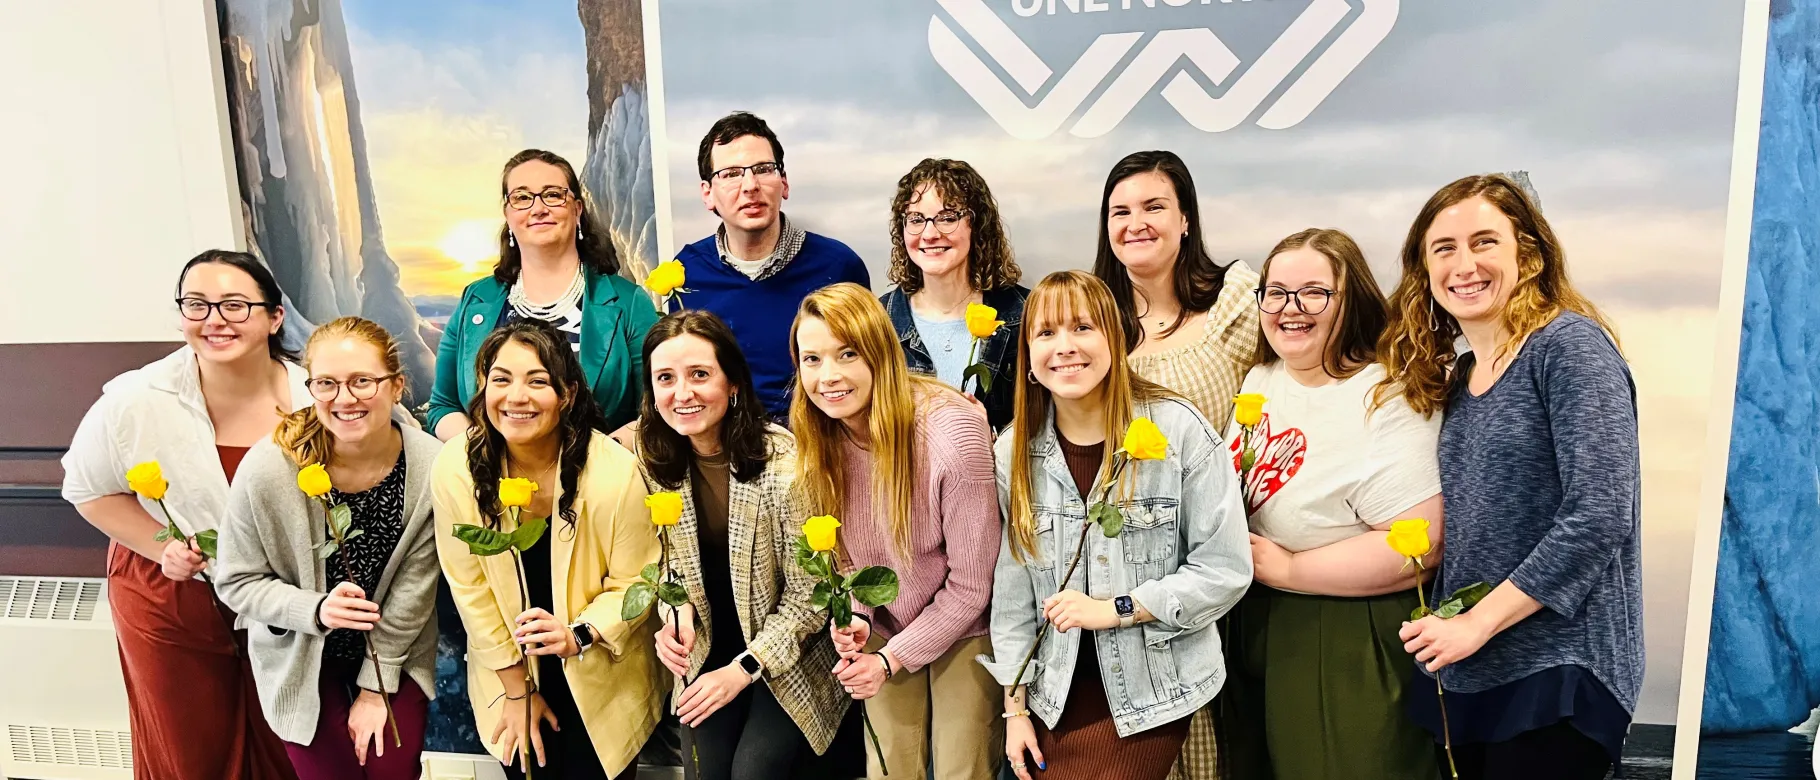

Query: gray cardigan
[[215, 427, 443, 744]]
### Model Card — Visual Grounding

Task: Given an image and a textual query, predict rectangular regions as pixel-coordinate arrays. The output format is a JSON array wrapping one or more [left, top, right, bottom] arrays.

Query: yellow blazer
[[431, 431, 665, 774]]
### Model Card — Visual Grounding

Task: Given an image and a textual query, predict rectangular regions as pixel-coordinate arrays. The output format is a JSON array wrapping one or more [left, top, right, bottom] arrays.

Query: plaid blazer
[[639, 425, 849, 753]]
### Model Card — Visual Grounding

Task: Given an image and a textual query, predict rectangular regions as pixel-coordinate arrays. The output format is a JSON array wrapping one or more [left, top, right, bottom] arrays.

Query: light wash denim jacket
[[978, 395, 1252, 736]]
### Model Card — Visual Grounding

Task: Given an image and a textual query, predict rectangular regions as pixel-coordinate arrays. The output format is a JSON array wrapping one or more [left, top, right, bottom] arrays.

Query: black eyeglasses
[[707, 161, 784, 184], [306, 374, 400, 402], [903, 209, 972, 236], [1255, 286, 1337, 315], [505, 188, 575, 210], [176, 297, 275, 323]]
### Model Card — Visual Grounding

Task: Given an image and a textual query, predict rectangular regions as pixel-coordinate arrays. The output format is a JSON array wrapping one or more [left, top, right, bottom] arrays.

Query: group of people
[[62, 110, 1643, 780]]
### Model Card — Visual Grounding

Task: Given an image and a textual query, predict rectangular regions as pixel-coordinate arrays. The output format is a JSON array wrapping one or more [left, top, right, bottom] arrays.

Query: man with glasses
[[672, 111, 870, 421]]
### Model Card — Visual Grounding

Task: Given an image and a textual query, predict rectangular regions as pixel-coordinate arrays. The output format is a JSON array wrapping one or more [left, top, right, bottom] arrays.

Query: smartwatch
[[569, 622, 596, 654], [736, 651, 763, 681], [1114, 595, 1137, 629]]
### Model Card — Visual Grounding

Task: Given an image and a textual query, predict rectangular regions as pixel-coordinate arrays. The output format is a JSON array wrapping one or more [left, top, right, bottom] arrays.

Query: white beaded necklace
[[509, 266, 584, 322]]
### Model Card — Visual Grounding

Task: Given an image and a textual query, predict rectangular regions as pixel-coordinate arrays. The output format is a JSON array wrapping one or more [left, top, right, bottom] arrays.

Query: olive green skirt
[[1219, 585, 1440, 780]]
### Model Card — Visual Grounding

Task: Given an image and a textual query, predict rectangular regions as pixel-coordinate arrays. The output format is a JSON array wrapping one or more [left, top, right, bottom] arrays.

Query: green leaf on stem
[[640, 563, 662, 585], [511, 516, 548, 552], [1435, 600, 1465, 619], [451, 524, 516, 556], [622, 581, 656, 621], [830, 597, 854, 632], [329, 504, 353, 537], [153, 527, 172, 543], [1241, 450, 1257, 471], [657, 581, 690, 607], [316, 540, 339, 560], [793, 535, 814, 568], [1409, 604, 1434, 622], [848, 566, 900, 608], [810, 581, 832, 611], [963, 363, 994, 395], [1450, 581, 1492, 609], [194, 529, 218, 559], [1089, 501, 1124, 538], [344, 528, 364, 541], [802, 550, 833, 580]]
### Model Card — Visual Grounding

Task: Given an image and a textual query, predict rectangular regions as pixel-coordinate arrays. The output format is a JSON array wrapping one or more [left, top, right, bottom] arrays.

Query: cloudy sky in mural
[[344, 0, 591, 299], [654, 0, 1748, 725]]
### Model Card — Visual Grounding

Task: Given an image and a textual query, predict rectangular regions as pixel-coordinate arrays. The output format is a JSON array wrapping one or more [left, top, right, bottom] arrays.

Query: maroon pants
[[283, 659, 429, 780], [107, 542, 298, 780]]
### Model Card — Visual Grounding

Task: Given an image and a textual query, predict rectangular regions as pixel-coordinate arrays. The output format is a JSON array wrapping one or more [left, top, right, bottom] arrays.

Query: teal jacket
[[426, 271, 659, 433]]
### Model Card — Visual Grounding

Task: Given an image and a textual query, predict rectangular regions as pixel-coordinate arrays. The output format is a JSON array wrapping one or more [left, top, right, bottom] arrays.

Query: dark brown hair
[[886, 158, 1022, 295], [1375, 173, 1619, 417], [463, 320, 606, 533], [175, 249, 299, 362], [1254, 228, 1387, 381], [636, 310, 773, 488], [1091, 150, 1234, 349], [696, 112, 785, 181], [493, 149, 618, 284]]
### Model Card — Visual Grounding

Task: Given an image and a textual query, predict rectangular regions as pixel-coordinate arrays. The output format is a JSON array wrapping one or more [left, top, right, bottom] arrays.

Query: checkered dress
[[1129, 261, 1260, 780]]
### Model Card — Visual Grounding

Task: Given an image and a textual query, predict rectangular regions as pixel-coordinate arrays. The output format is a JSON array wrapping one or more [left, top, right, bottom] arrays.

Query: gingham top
[[1128, 262, 1261, 431]]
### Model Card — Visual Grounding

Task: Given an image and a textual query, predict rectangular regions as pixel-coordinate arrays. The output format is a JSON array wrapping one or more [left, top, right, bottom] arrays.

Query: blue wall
[[1704, 0, 1820, 734]]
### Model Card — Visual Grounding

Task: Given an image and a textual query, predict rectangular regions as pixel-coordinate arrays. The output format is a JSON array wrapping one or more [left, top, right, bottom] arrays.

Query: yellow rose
[[297, 463, 333, 498], [964, 303, 1004, 340], [1233, 393, 1267, 427], [1121, 417, 1168, 461], [646, 492, 683, 527], [645, 259, 687, 298], [1385, 518, 1432, 559], [125, 462, 168, 501], [499, 477, 539, 509], [803, 514, 841, 553]]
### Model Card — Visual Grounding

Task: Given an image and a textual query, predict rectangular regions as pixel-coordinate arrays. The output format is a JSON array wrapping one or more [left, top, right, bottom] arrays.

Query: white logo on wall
[[929, 0, 1398, 139]]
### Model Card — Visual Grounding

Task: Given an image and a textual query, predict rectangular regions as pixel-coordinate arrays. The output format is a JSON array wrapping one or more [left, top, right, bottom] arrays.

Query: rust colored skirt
[[1032, 640, 1192, 780], [107, 542, 297, 780]]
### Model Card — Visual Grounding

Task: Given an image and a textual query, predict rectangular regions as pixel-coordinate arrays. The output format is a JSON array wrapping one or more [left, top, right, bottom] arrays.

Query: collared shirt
[[715, 214, 808, 281]]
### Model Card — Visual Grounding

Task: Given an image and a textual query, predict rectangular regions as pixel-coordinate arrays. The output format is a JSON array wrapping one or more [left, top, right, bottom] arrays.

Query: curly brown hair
[[1375, 173, 1620, 417], [886, 158, 1022, 295]]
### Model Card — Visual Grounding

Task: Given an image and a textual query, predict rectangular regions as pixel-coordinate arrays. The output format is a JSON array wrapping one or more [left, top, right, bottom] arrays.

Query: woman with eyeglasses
[[216, 317, 442, 780], [61, 249, 305, 779], [427, 149, 660, 442], [879, 158, 1028, 431], [1216, 230, 1442, 780], [1092, 151, 1259, 779]]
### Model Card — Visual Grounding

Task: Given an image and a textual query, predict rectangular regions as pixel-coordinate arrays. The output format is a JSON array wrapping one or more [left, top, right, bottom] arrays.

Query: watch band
[[569, 622, 595, 654], [736, 651, 763, 682], [1114, 595, 1136, 629]]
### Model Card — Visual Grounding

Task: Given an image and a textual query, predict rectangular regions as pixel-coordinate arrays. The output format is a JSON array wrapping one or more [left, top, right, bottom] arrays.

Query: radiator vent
[[6, 724, 132, 769], [0, 577, 102, 621]]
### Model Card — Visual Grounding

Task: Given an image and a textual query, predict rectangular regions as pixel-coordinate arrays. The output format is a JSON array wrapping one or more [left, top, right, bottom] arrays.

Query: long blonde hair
[[1375, 174, 1619, 417], [1006, 271, 1171, 563], [789, 283, 950, 565], [274, 317, 403, 468]]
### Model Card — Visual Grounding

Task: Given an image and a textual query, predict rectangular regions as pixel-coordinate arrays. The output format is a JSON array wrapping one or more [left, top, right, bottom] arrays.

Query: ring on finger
[[1012, 761, 1027, 770]]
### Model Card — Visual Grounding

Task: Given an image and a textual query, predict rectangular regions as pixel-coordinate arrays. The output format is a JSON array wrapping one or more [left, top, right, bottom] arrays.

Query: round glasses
[[903, 209, 971, 236], [176, 297, 275, 323], [306, 374, 399, 402], [505, 188, 574, 210], [1255, 285, 1337, 315]]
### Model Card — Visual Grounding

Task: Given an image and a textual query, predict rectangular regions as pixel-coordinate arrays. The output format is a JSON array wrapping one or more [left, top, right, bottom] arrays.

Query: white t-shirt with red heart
[[1223, 361, 1442, 553]]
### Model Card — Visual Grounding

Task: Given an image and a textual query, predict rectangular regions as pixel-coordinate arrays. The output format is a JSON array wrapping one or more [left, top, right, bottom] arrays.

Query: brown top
[[689, 450, 732, 551], [1056, 433, 1105, 501], [216, 445, 252, 484]]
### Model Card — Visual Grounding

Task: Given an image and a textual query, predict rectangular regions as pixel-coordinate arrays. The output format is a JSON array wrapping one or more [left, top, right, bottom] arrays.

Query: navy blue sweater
[[1433, 312, 1644, 712], [673, 231, 870, 416]]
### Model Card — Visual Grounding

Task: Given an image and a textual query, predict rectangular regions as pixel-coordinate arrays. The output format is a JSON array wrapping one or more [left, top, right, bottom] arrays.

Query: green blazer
[[427, 270, 659, 433]]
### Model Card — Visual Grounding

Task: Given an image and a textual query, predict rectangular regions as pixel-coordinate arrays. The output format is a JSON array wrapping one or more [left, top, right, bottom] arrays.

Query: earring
[[1027, 369, 1038, 384], [730, 393, 738, 408], [578, 225, 585, 241], [508, 233, 516, 248], [1428, 298, 1440, 333]]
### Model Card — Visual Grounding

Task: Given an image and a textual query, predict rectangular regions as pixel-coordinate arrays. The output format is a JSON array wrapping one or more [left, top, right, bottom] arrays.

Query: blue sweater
[[1433, 312, 1644, 712], [673, 232, 870, 416]]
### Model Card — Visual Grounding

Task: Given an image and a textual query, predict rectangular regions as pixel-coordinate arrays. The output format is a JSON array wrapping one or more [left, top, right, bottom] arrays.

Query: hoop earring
[[730, 393, 738, 408], [1028, 369, 1038, 384]]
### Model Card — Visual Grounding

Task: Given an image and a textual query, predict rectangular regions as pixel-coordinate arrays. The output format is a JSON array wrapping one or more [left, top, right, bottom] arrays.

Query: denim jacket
[[880, 284, 1029, 432], [978, 395, 1252, 736]]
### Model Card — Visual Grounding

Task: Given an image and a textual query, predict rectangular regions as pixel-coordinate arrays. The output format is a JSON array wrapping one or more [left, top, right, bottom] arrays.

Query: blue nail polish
[[1039, 761, 1047, 770]]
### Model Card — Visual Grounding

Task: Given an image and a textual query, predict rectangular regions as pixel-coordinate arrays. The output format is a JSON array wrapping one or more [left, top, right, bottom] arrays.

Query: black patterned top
[[324, 451, 407, 663]]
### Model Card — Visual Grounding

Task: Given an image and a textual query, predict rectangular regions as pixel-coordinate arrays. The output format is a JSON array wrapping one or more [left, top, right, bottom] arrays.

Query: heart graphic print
[[1230, 413, 1307, 514]]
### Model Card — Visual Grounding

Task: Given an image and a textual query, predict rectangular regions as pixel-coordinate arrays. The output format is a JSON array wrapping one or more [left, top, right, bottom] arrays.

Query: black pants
[[503, 656, 637, 780], [1449, 720, 1613, 780], [681, 681, 864, 780]]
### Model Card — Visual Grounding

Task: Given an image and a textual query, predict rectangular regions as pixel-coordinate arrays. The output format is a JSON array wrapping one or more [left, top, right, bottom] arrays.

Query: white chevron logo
[[929, 0, 1398, 139]]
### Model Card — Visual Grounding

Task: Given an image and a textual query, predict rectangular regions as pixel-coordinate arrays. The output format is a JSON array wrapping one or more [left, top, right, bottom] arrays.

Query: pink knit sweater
[[838, 395, 1000, 672]]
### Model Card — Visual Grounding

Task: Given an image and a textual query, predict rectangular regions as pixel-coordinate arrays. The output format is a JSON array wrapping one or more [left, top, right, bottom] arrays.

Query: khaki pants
[[862, 634, 1002, 780]]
